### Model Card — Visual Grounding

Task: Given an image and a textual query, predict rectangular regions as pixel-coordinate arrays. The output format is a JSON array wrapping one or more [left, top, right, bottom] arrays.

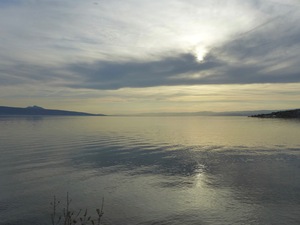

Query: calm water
[[0, 116, 300, 225]]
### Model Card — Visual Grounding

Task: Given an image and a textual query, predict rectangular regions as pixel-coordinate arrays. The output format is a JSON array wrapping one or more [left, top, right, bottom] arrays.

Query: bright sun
[[194, 47, 208, 62]]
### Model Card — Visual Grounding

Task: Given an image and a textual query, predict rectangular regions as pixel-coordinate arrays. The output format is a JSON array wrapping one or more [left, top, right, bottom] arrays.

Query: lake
[[0, 116, 299, 225]]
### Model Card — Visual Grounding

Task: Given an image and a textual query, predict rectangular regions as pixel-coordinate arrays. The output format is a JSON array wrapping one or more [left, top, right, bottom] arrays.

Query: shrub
[[50, 193, 104, 225]]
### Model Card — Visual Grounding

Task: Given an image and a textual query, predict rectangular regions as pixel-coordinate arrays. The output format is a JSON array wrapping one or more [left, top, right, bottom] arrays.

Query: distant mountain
[[128, 110, 276, 117], [0, 106, 106, 116], [250, 109, 300, 118]]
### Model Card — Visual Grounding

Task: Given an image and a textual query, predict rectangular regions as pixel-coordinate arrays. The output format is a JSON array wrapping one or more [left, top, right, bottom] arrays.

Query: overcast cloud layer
[[0, 0, 300, 113]]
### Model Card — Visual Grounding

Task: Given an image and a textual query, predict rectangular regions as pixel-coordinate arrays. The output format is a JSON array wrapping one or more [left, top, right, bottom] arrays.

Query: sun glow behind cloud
[[194, 47, 208, 62]]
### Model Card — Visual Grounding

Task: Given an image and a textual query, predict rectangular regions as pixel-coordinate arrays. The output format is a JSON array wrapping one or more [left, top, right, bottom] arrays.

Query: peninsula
[[250, 109, 300, 118], [0, 106, 106, 116]]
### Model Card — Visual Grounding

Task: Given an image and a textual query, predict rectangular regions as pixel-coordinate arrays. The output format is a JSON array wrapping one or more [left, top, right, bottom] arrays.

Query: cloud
[[1, 0, 300, 97], [65, 53, 223, 89], [0, 0, 271, 64], [63, 5, 300, 91]]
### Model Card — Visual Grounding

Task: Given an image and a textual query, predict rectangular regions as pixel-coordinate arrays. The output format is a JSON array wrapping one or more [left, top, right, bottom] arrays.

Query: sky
[[0, 0, 300, 114]]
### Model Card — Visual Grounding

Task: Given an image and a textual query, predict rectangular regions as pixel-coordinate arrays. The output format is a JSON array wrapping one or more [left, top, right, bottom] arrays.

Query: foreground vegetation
[[50, 193, 104, 225]]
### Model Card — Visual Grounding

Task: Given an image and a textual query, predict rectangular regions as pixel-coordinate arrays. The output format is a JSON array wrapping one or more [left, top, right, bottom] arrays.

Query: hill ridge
[[0, 106, 106, 116]]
